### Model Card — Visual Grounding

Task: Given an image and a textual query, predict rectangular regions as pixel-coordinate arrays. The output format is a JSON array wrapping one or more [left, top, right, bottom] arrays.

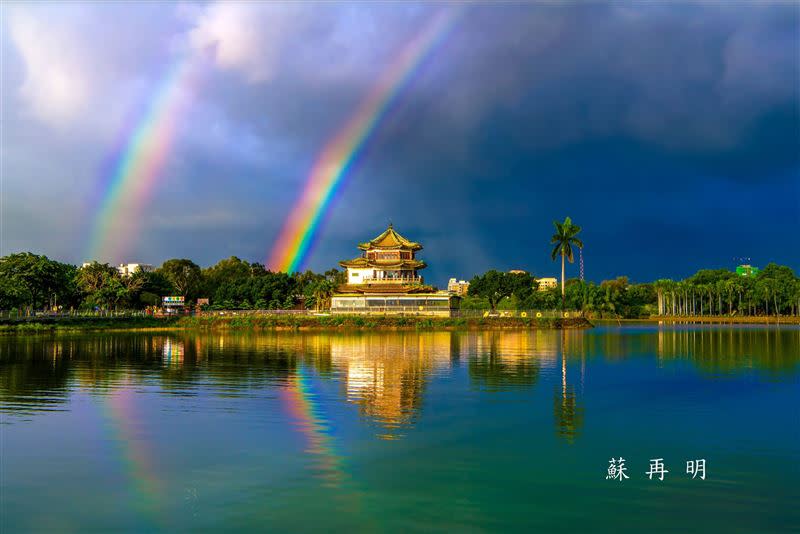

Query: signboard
[[162, 296, 185, 305]]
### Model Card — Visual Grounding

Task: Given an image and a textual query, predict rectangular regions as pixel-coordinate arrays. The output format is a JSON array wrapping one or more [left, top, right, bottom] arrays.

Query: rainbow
[[282, 367, 346, 488], [99, 383, 164, 528], [87, 56, 201, 262], [267, 7, 462, 272]]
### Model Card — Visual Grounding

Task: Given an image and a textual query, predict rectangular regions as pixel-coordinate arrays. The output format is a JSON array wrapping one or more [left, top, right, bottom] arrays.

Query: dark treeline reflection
[[1, 328, 797, 439], [573, 326, 800, 375]]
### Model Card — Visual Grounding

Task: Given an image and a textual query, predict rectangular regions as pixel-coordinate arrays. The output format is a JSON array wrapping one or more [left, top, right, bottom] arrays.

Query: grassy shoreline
[[639, 316, 800, 325], [3, 313, 797, 334], [0, 314, 592, 333]]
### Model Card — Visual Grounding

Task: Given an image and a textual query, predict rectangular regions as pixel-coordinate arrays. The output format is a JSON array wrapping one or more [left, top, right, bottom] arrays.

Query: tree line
[[0, 253, 344, 312], [464, 264, 800, 318], [462, 216, 800, 318], [1, 251, 798, 318]]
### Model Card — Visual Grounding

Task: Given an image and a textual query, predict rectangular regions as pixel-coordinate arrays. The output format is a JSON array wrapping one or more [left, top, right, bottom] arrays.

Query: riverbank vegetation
[[463, 265, 800, 319], [0, 253, 342, 313], [2, 252, 798, 321], [0, 313, 591, 332]]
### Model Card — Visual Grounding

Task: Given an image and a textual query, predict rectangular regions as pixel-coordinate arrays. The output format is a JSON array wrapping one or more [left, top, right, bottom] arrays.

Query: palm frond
[[565, 243, 574, 263]]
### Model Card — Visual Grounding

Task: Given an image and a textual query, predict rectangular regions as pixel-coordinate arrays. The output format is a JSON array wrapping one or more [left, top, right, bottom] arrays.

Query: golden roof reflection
[[330, 332, 452, 439]]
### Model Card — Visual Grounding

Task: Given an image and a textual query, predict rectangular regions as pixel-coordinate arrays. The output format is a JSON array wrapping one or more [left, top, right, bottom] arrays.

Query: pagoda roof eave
[[357, 243, 423, 251], [357, 225, 423, 251], [339, 258, 427, 270]]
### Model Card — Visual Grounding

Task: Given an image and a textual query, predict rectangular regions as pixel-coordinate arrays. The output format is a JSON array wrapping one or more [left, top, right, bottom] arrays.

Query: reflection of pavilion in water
[[330, 333, 452, 439]]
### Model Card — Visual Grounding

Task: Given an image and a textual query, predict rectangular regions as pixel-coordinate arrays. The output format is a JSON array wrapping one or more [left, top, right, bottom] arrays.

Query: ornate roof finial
[[388, 220, 393, 229]]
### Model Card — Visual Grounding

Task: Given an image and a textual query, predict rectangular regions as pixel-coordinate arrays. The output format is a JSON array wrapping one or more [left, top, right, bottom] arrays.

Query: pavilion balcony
[[362, 276, 423, 285]]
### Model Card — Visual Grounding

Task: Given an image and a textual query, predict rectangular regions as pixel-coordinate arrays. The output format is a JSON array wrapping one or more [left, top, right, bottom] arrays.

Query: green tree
[[324, 268, 346, 285], [468, 270, 537, 310], [203, 256, 253, 296], [139, 271, 174, 298], [0, 253, 76, 310], [157, 259, 202, 299], [550, 217, 583, 302], [305, 279, 336, 311], [76, 262, 128, 309], [468, 270, 514, 310], [0, 274, 31, 310]]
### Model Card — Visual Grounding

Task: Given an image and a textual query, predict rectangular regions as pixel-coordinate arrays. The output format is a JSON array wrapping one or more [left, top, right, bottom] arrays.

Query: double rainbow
[[267, 8, 461, 272], [87, 7, 461, 267]]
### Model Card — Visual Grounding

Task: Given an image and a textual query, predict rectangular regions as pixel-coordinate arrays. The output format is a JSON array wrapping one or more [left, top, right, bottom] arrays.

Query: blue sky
[[2, 1, 798, 285]]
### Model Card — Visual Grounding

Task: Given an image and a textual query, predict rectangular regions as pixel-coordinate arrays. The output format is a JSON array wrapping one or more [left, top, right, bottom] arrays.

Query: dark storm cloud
[[304, 2, 798, 283], [2, 2, 798, 282], [371, 2, 799, 181]]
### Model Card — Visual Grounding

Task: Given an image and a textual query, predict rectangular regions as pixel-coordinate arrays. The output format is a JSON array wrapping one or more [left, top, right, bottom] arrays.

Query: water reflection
[[467, 332, 553, 391], [655, 326, 800, 375], [330, 333, 452, 439], [1, 328, 797, 443], [555, 332, 585, 443]]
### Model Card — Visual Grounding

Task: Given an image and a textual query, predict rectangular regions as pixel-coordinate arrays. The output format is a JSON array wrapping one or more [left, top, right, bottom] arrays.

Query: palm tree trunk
[[561, 252, 566, 305]]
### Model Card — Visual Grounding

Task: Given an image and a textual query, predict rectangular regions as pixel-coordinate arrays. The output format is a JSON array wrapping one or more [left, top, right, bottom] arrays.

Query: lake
[[1, 326, 798, 532]]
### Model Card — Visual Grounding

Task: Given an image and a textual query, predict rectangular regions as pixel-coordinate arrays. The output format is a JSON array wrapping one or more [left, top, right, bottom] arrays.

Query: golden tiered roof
[[358, 224, 423, 251]]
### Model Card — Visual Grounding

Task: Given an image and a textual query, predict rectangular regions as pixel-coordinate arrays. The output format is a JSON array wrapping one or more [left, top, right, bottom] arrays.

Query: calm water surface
[[1, 326, 798, 532]]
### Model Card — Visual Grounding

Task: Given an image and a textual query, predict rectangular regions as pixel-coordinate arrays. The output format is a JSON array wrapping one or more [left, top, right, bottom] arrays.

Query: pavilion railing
[[361, 277, 423, 284]]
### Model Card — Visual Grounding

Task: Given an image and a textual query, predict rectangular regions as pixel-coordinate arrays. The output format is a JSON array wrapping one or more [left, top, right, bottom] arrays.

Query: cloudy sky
[[2, 1, 798, 285]]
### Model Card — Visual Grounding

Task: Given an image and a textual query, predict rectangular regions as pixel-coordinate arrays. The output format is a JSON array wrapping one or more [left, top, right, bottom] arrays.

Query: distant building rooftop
[[118, 263, 154, 277], [447, 278, 470, 296], [536, 277, 558, 291]]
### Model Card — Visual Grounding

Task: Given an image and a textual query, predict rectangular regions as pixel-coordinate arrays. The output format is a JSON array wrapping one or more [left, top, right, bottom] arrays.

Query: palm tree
[[311, 280, 335, 311], [550, 217, 584, 304]]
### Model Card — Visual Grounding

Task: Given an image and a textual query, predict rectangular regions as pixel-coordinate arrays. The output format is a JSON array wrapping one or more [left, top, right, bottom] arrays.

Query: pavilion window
[[375, 251, 400, 260]]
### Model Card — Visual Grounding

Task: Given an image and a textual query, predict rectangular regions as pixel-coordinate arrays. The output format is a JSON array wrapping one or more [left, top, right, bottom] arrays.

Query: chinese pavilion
[[339, 224, 426, 285], [331, 225, 458, 316]]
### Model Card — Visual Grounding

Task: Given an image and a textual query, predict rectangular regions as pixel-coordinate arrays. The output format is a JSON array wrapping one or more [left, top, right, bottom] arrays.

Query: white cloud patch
[[9, 9, 91, 125], [6, 3, 190, 130], [185, 2, 423, 86], [187, 2, 310, 83]]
